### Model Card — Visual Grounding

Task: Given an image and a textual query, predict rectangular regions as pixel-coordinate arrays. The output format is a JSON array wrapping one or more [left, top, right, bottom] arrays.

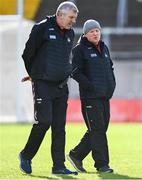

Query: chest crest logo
[[105, 53, 108, 57], [49, 35, 56, 39], [90, 53, 97, 58]]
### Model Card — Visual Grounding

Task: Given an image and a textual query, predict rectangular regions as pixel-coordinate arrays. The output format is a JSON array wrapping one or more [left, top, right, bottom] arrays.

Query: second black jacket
[[72, 36, 116, 99]]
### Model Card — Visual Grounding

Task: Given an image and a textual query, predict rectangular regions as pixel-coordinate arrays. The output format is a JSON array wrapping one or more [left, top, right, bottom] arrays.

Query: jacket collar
[[79, 35, 104, 48]]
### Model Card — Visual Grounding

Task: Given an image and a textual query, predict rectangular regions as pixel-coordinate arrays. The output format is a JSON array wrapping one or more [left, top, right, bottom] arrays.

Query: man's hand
[[21, 76, 31, 82]]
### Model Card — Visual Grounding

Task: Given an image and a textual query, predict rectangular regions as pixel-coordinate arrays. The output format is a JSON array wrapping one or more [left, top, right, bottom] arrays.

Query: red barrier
[[67, 99, 83, 123], [67, 99, 142, 123], [110, 99, 142, 122]]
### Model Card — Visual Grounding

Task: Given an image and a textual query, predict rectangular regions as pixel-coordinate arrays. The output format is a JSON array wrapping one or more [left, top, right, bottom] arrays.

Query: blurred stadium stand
[[0, 0, 142, 122], [0, 0, 41, 19]]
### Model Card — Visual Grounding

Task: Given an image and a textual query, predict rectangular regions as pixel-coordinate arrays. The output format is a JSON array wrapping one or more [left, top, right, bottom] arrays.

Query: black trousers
[[22, 80, 68, 169], [71, 98, 110, 169]]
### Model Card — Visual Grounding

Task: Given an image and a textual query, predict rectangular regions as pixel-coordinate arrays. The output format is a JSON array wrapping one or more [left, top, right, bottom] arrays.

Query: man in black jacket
[[67, 19, 116, 173], [19, 2, 78, 175]]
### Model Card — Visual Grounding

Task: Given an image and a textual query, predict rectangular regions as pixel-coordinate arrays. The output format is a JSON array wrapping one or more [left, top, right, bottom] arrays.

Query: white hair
[[56, 1, 79, 16]]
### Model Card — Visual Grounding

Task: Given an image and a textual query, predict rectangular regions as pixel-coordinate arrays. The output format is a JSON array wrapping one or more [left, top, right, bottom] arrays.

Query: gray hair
[[56, 1, 79, 16]]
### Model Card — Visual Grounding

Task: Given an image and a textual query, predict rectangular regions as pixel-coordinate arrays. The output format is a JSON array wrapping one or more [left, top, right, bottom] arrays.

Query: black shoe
[[97, 166, 113, 173], [66, 154, 86, 172], [19, 152, 32, 174], [52, 167, 78, 175]]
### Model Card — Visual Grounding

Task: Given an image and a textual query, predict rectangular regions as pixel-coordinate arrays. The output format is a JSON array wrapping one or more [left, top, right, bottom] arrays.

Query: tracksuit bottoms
[[70, 98, 110, 169], [21, 79, 68, 169]]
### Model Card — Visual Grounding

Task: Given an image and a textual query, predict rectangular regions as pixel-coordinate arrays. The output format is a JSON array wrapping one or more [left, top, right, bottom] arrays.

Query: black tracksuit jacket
[[72, 36, 116, 99], [22, 15, 74, 83]]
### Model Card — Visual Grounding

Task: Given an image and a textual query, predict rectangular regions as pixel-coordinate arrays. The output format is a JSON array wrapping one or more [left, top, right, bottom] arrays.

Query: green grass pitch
[[0, 123, 142, 179]]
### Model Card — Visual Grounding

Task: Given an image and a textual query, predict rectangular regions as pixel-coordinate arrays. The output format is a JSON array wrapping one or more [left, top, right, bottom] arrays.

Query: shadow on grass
[[30, 174, 78, 179], [97, 172, 141, 179]]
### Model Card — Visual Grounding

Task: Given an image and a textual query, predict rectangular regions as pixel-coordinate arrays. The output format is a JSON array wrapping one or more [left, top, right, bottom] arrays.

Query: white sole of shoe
[[66, 154, 82, 172]]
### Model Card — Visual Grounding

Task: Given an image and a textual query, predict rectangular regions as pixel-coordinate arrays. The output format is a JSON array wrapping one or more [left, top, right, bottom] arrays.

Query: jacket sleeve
[[72, 46, 94, 90], [22, 24, 44, 75]]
